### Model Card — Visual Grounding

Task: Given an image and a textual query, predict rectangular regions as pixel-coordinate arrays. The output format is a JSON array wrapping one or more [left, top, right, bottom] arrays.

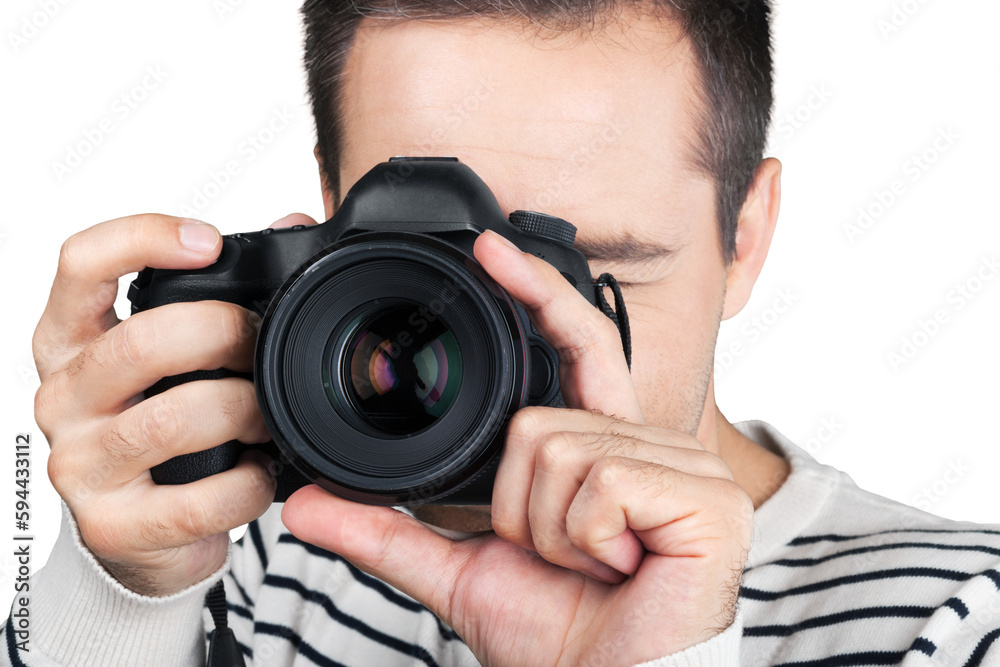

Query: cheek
[[623, 260, 726, 430]]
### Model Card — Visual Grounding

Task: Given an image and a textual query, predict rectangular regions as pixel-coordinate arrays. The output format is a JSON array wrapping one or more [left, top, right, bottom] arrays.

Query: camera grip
[[147, 369, 248, 485], [146, 367, 309, 501]]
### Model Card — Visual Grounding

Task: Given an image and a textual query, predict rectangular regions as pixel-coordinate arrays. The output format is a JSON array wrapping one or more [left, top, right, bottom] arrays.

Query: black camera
[[128, 157, 627, 506]]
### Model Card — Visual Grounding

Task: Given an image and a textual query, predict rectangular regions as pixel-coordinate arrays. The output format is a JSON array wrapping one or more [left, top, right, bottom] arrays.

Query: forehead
[[337, 14, 714, 246]]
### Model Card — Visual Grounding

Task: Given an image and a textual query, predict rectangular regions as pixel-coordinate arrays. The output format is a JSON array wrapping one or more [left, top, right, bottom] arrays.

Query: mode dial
[[508, 210, 578, 246]]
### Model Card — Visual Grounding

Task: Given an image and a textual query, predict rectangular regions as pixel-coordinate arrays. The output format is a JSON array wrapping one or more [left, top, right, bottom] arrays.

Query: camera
[[128, 157, 627, 506]]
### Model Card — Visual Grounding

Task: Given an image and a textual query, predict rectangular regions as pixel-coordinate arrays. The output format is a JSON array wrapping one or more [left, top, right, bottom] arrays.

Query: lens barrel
[[255, 234, 527, 505]]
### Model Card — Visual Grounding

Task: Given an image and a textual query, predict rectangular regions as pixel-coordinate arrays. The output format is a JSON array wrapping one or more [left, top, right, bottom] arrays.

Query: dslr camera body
[[129, 157, 625, 506]]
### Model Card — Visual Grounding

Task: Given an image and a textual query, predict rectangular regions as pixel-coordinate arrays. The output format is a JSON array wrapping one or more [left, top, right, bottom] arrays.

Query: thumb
[[268, 212, 319, 229], [280, 485, 471, 623]]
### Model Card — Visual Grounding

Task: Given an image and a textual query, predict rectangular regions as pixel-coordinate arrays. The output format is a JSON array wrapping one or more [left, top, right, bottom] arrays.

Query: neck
[[696, 382, 790, 510]]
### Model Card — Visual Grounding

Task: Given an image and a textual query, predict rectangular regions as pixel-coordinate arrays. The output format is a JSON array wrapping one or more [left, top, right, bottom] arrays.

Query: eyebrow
[[573, 235, 677, 263]]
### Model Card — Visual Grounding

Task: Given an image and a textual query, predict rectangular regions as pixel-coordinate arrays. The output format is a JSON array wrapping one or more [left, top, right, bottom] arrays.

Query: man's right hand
[[32, 213, 310, 597]]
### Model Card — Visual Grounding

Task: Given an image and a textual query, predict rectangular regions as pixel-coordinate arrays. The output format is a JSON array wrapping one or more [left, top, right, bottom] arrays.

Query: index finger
[[473, 230, 643, 423], [33, 214, 222, 379]]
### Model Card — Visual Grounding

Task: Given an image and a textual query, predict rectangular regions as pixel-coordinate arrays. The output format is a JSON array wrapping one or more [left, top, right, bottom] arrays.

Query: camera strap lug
[[594, 273, 632, 370]]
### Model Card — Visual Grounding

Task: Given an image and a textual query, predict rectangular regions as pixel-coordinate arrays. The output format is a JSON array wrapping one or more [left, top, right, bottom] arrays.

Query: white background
[[0, 0, 997, 615]]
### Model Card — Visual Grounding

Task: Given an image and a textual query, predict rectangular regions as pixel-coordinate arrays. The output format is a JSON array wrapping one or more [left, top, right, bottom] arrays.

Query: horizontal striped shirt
[[4, 420, 999, 666]]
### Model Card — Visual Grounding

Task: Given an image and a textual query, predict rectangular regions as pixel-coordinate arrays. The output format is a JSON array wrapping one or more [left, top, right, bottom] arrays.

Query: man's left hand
[[282, 230, 753, 667]]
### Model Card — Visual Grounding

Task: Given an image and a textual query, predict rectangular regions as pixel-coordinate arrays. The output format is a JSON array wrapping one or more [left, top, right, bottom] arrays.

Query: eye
[[587, 253, 676, 290]]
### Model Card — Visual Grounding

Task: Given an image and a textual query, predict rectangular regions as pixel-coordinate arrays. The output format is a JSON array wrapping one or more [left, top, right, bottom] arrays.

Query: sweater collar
[[733, 420, 848, 568]]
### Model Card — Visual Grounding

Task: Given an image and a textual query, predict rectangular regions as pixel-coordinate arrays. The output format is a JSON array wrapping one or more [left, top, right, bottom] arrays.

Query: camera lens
[[256, 234, 528, 505], [334, 302, 463, 435]]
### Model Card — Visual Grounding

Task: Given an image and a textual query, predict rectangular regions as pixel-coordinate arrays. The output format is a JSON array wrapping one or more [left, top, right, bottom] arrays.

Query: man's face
[[330, 14, 730, 528]]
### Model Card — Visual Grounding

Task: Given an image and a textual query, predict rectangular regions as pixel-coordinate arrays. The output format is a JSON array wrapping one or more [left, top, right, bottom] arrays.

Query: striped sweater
[[4, 420, 999, 666]]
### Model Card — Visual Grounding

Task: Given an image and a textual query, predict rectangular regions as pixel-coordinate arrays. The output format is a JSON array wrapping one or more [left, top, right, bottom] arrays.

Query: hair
[[301, 0, 773, 263]]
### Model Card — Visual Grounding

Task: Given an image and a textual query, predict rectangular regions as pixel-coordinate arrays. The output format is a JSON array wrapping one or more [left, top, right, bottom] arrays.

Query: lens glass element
[[337, 302, 463, 435]]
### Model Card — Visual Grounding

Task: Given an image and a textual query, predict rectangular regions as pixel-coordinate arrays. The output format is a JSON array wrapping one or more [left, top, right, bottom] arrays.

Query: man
[[6, 1, 999, 666]]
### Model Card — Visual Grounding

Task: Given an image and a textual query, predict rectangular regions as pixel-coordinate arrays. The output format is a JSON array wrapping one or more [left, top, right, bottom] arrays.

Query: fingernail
[[270, 212, 312, 229], [486, 229, 520, 251], [179, 220, 220, 254]]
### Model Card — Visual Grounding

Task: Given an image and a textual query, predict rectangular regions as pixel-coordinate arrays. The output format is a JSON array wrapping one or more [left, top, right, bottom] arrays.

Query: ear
[[721, 157, 782, 320], [315, 146, 337, 220]]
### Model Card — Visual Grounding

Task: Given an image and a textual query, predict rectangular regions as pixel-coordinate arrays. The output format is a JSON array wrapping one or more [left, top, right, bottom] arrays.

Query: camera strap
[[594, 273, 632, 370], [205, 580, 246, 667]]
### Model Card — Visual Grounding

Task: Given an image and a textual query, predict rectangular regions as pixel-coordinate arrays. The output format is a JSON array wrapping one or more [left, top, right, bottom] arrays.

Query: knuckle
[[33, 379, 59, 431], [560, 330, 600, 366], [564, 510, 592, 547], [632, 460, 674, 498], [56, 232, 86, 279], [370, 513, 403, 570], [31, 324, 60, 370], [123, 215, 155, 249], [217, 379, 256, 428], [490, 500, 533, 549], [217, 304, 242, 347], [240, 458, 278, 503], [29, 327, 66, 375], [589, 457, 623, 494], [537, 432, 575, 475], [216, 303, 254, 355], [136, 396, 186, 454], [98, 425, 146, 467], [181, 492, 214, 539], [563, 312, 619, 365], [46, 450, 70, 492], [528, 516, 561, 558], [30, 326, 44, 363], [595, 308, 623, 344], [489, 512, 522, 544], [48, 437, 114, 505], [109, 316, 152, 368], [66, 342, 98, 377], [711, 478, 754, 525], [699, 451, 733, 480], [506, 406, 549, 445]]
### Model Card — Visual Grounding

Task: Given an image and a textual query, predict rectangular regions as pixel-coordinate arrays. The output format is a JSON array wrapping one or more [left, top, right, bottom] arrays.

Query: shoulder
[[734, 420, 1000, 666]]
